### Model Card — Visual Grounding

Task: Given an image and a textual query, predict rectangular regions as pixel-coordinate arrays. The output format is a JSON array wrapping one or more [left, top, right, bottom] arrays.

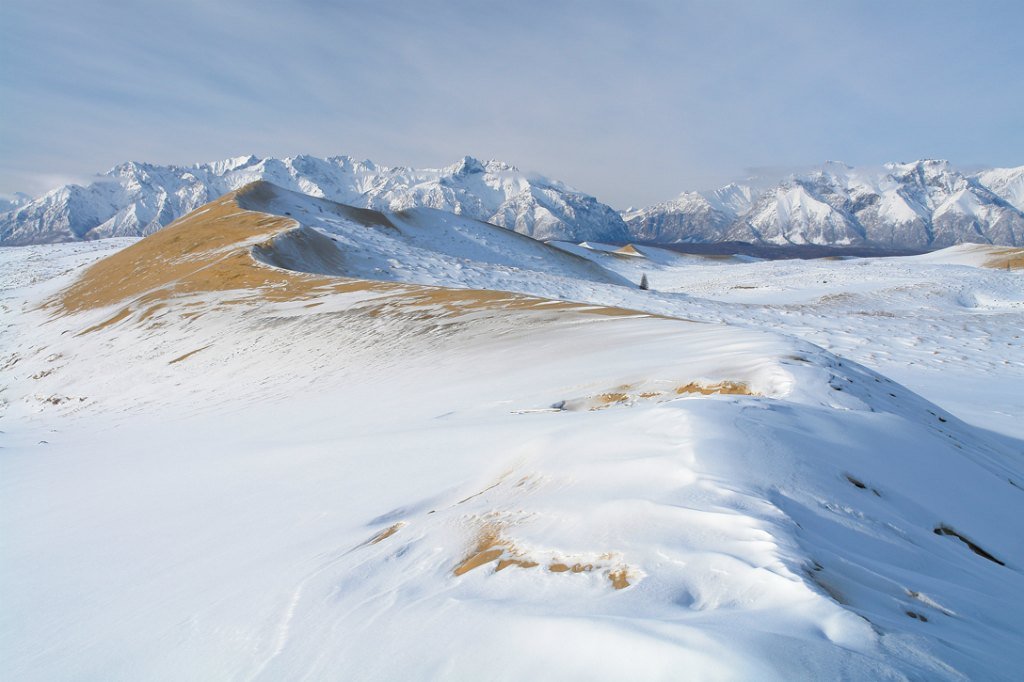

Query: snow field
[[1, 190, 1022, 680]]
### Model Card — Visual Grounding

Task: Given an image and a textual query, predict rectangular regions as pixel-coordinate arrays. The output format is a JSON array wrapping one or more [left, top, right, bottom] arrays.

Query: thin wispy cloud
[[1, 0, 1021, 207]]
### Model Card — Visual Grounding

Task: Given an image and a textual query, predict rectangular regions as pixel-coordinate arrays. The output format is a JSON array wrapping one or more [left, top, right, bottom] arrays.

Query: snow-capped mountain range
[[625, 160, 1024, 248], [2, 156, 1022, 248], [0, 155, 629, 246]]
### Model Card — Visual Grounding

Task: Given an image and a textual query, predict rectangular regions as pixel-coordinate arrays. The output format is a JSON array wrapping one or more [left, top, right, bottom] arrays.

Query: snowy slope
[[627, 160, 1024, 247], [0, 155, 629, 245], [237, 181, 631, 293], [550, 240, 1024, 440], [976, 166, 1024, 213], [2, 185, 1023, 680]]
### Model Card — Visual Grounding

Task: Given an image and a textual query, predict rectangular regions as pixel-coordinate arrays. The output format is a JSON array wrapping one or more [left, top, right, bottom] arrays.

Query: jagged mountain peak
[[889, 158, 952, 172], [443, 155, 487, 176], [701, 183, 759, 217], [195, 154, 262, 175], [440, 156, 520, 177]]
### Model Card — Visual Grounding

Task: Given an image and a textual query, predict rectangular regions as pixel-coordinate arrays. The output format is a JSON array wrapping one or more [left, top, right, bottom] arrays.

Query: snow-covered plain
[[1, 184, 1022, 680]]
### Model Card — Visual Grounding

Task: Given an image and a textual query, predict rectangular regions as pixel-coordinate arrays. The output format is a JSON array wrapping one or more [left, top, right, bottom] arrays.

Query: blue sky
[[2, 0, 1022, 207]]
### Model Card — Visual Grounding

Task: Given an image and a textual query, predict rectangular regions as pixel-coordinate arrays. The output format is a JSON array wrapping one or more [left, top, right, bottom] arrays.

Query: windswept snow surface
[[1, 188, 1023, 680], [552, 242, 1024, 441]]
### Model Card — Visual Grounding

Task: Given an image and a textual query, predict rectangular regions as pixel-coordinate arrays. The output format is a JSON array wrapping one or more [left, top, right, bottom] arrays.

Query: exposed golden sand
[[612, 244, 644, 257], [495, 558, 539, 571], [455, 476, 508, 506], [453, 521, 633, 589], [137, 301, 169, 322], [563, 380, 755, 412], [454, 548, 504, 575], [370, 523, 404, 543], [168, 345, 212, 365], [358, 522, 407, 548], [77, 308, 133, 335], [453, 523, 513, 576], [594, 392, 630, 406], [676, 381, 753, 396], [983, 247, 1024, 270], [607, 569, 631, 590]]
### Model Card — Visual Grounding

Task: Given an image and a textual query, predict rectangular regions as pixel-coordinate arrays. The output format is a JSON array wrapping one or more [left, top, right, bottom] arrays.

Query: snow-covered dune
[[238, 181, 633, 291], [1, 185, 1022, 680]]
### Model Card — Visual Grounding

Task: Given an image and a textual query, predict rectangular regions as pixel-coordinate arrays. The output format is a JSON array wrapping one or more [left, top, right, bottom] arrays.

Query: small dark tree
[[639, 273, 650, 290]]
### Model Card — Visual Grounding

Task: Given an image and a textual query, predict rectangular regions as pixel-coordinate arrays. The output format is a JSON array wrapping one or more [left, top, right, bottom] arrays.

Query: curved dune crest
[[57, 183, 347, 314]]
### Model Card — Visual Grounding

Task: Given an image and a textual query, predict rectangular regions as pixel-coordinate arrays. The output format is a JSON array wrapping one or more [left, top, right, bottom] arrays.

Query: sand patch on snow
[[453, 521, 633, 589], [676, 381, 753, 396], [613, 244, 644, 257], [168, 345, 213, 365], [554, 380, 756, 412], [983, 248, 1024, 270], [366, 522, 405, 546]]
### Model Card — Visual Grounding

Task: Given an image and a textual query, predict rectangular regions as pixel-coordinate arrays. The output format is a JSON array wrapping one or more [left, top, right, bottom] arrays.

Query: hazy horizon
[[2, 0, 1022, 208]]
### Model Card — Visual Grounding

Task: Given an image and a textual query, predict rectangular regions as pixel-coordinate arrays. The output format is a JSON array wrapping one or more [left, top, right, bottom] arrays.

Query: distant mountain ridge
[[2, 156, 1022, 248], [624, 160, 1024, 248], [0, 155, 629, 245]]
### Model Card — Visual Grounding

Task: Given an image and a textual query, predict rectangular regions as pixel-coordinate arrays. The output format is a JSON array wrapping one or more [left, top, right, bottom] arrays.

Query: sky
[[1, 0, 1022, 208]]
